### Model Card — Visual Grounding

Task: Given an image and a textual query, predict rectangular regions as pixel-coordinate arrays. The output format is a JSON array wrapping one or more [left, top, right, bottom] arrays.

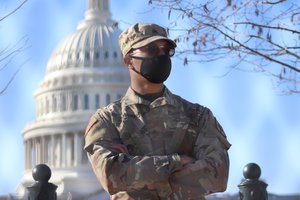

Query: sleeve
[[84, 110, 183, 197], [169, 107, 231, 199]]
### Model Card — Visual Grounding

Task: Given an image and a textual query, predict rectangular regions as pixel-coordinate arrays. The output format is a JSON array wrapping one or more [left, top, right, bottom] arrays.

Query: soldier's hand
[[180, 155, 195, 166], [108, 143, 129, 154]]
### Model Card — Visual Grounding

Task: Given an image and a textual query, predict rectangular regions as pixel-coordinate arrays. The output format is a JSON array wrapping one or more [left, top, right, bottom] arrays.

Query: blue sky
[[0, 0, 300, 196]]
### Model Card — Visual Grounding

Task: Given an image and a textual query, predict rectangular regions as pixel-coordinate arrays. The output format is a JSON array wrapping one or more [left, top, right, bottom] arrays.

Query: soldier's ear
[[123, 55, 132, 66]]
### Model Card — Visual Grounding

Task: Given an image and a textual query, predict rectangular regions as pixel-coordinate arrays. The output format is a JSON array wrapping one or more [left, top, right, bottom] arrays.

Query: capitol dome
[[29, 0, 129, 124], [46, 14, 123, 73], [17, 1, 129, 199]]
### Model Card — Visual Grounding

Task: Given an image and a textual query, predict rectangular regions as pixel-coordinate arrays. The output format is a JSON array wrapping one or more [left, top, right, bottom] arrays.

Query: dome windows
[[48, 48, 123, 71], [95, 94, 100, 109], [113, 51, 118, 58], [104, 51, 109, 59], [73, 94, 79, 111], [106, 94, 111, 105], [85, 51, 90, 60], [37, 91, 122, 117], [75, 49, 121, 67], [95, 51, 100, 59], [76, 52, 81, 61], [46, 24, 126, 72], [84, 94, 89, 110], [62, 95, 67, 111]]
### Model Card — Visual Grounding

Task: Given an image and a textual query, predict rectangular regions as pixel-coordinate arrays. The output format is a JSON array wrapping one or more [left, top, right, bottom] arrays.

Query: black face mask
[[129, 55, 172, 83]]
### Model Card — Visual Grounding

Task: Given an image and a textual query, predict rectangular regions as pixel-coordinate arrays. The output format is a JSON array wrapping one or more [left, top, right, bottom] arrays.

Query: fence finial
[[238, 163, 268, 200], [27, 164, 58, 200]]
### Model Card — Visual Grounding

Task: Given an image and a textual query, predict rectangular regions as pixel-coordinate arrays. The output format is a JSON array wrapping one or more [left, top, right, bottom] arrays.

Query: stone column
[[24, 140, 28, 170], [65, 133, 71, 167], [28, 139, 32, 169], [67, 92, 72, 111], [31, 139, 36, 168], [38, 137, 43, 164], [74, 132, 81, 166], [49, 135, 54, 167], [26, 140, 30, 169], [52, 135, 60, 167], [62, 133, 66, 167], [53, 135, 61, 167], [40, 136, 48, 163], [58, 93, 62, 112], [35, 138, 40, 164]]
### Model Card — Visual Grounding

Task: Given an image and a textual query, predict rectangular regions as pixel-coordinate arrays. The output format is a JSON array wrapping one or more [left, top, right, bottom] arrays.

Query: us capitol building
[[10, 0, 129, 199]]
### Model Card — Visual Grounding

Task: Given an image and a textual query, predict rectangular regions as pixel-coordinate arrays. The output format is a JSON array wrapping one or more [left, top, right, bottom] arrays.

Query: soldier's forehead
[[151, 40, 168, 45]]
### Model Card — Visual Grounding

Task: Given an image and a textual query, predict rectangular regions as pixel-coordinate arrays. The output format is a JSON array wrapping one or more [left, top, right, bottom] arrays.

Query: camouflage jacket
[[84, 87, 231, 200]]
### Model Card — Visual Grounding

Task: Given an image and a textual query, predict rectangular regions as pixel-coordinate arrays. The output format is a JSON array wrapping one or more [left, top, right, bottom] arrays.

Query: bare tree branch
[[0, 0, 28, 21], [150, 0, 300, 94], [0, 36, 29, 66], [0, 59, 29, 96], [262, 0, 288, 5], [234, 22, 300, 34], [0, 0, 29, 94]]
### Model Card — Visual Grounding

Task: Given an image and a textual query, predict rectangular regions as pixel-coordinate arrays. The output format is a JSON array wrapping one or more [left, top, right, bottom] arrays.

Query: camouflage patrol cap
[[119, 23, 177, 56]]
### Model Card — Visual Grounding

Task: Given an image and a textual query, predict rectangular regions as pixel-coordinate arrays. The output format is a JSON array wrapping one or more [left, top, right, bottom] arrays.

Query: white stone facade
[[15, 0, 129, 199]]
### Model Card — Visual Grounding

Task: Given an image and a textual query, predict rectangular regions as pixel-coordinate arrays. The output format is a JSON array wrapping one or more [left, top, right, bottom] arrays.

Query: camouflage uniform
[[84, 87, 231, 200]]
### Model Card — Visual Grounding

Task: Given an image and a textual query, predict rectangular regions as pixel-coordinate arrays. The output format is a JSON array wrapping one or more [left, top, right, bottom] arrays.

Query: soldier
[[84, 23, 231, 200]]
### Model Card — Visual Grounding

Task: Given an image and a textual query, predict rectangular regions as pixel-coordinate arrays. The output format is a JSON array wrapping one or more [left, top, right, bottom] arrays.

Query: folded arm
[[84, 112, 182, 196], [169, 108, 231, 198]]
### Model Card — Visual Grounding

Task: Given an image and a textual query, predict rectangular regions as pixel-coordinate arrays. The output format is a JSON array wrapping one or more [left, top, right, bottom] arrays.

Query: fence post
[[238, 163, 268, 200], [27, 164, 58, 200]]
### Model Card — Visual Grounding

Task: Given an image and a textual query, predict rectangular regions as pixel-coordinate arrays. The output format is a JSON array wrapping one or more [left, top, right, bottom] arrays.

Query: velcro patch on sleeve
[[85, 116, 98, 135]]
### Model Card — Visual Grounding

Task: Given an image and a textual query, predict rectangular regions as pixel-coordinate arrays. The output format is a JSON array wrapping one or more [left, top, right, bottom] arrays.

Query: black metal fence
[[27, 163, 268, 200]]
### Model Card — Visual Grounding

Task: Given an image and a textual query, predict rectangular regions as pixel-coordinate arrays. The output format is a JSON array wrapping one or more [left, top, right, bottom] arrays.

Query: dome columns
[[24, 132, 87, 170]]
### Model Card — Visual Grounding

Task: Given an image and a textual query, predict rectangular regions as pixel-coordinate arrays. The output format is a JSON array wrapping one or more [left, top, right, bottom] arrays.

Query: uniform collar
[[122, 86, 178, 108]]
